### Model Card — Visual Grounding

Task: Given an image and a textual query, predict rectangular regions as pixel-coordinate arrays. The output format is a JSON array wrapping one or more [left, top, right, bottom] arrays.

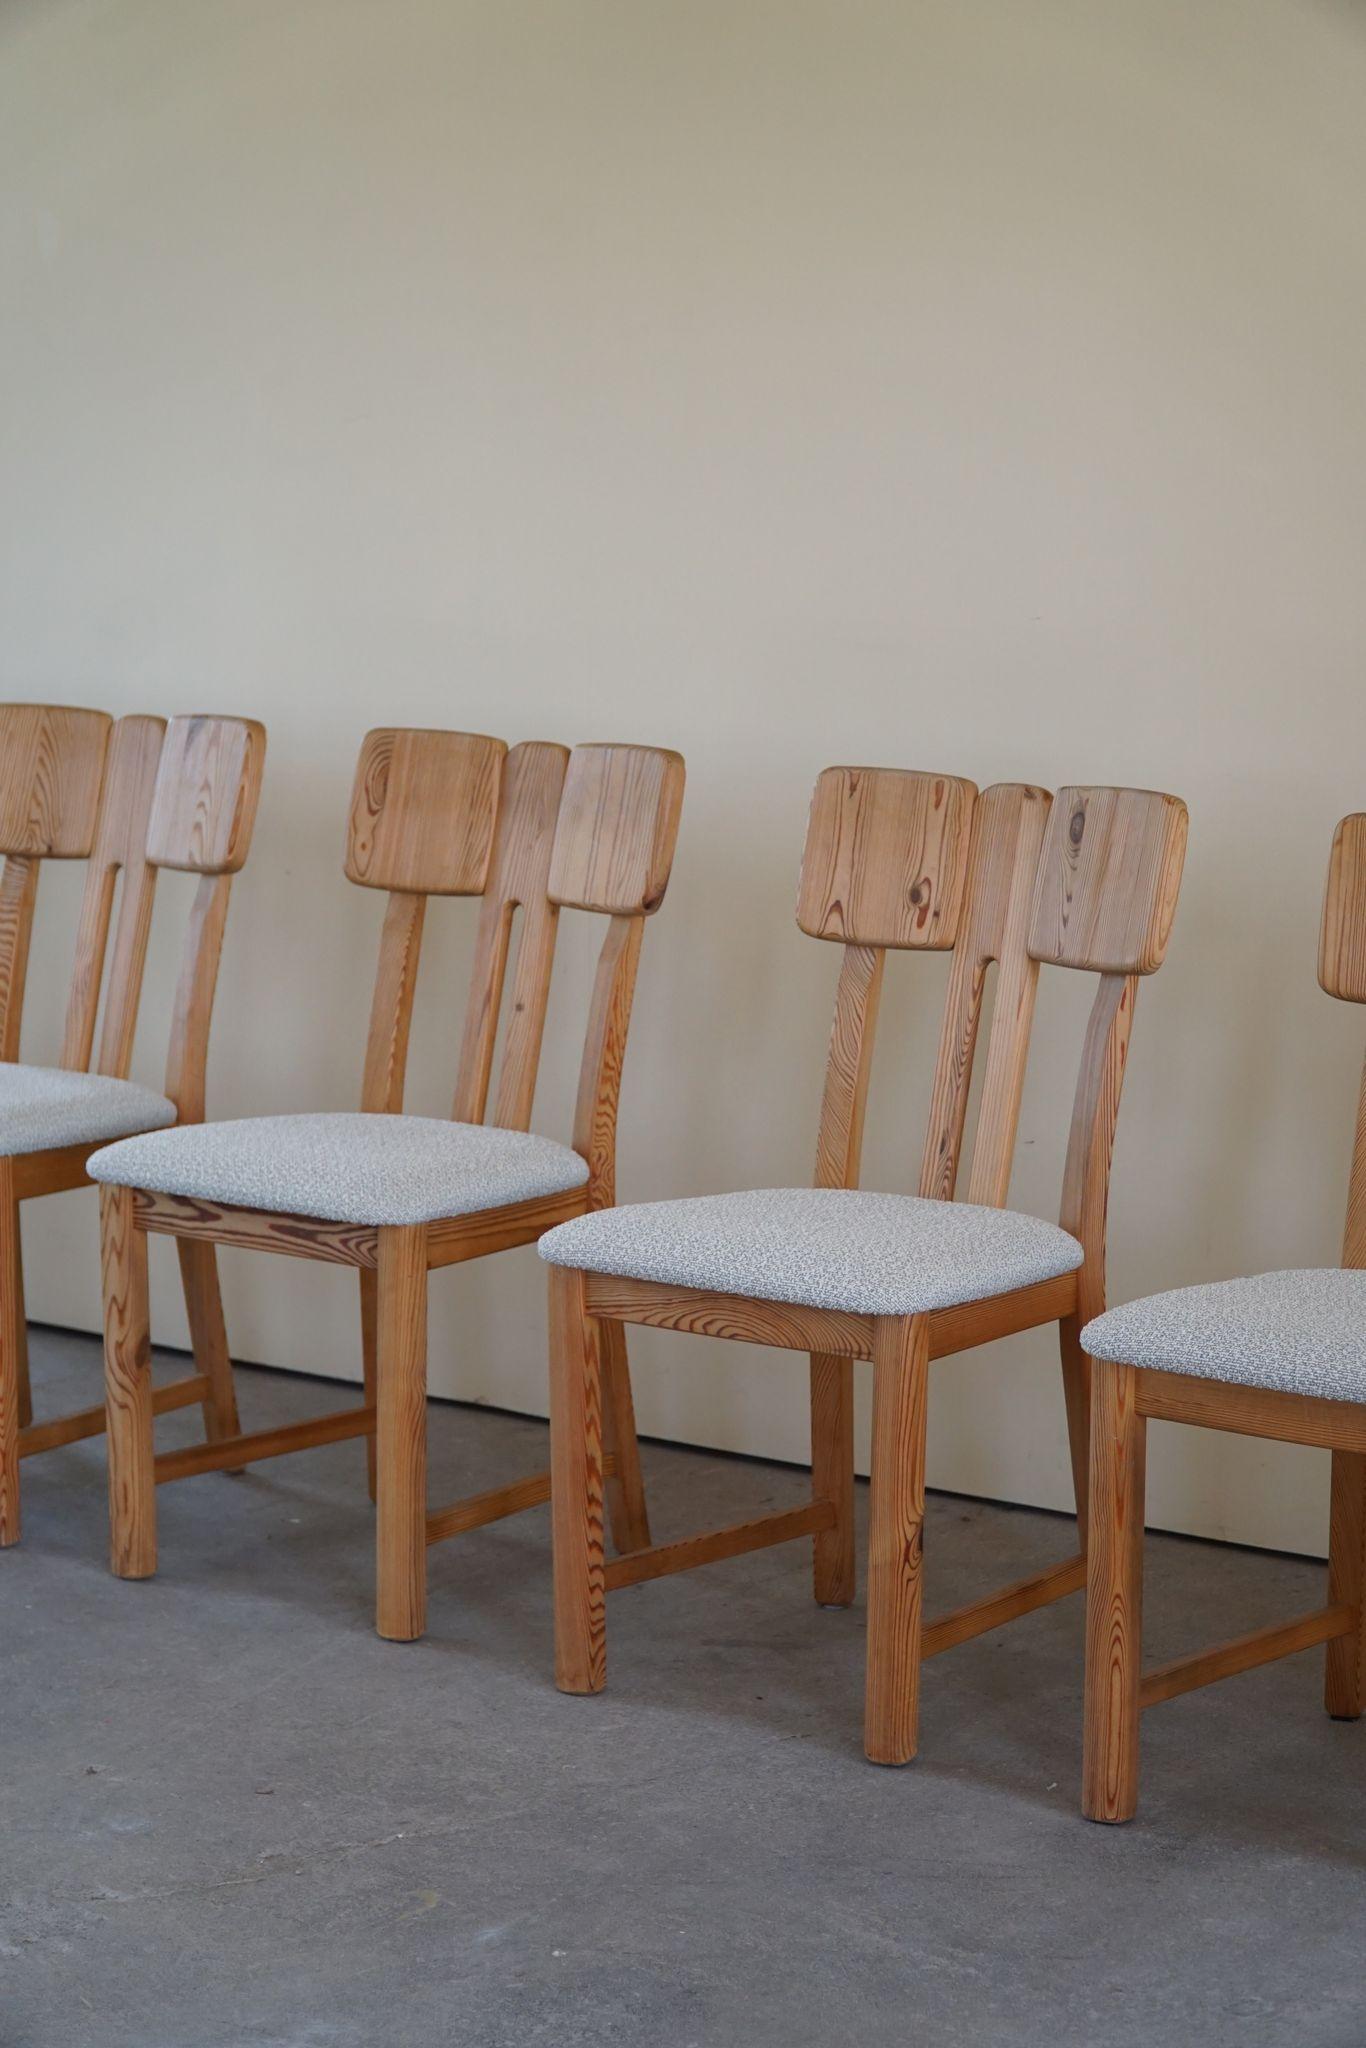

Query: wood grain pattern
[[102, 1183, 157, 1579], [374, 1224, 428, 1642], [864, 1313, 929, 1765], [345, 728, 506, 896], [0, 857, 39, 1064], [1319, 813, 1366, 1003], [453, 740, 568, 1129], [61, 714, 167, 1078], [1029, 786, 1188, 975], [359, 890, 426, 1114], [1135, 1368, 1366, 1454], [176, 1236, 241, 1449], [919, 783, 1051, 1203], [155, 1404, 375, 1484], [0, 704, 110, 858], [548, 744, 685, 915], [797, 766, 976, 949], [161, 873, 233, 1122], [145, 715, 266, 874], [0, 1159, 21, 1544], [19, 1371, 207, 1458], [572, 913, 644, 1207], [922, 1552, 1086, 1660], [132, 1187, 380, 1267], [1082, 1358, 1146, 1823], [549, 1262, 607, 1694], [605, 1501, 834, 1591], [1140, 1606, 1352, 1711], [1325, 1449, 1366, 1718]]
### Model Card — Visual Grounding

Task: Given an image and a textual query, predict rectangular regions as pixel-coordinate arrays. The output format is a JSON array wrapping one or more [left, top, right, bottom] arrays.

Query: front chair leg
[[600, 1316, 650, 1554], [101, 1184, 157, 1579], [1082, 1356, 1146, 1821], [0, 1164, 23, 1546], [548, 1264, 606, 1695], [1325, 1448, 1366, 1720], [177, 1238, 242, 1456], [864, 1314, 929, 1765], [811, 1351, 855, 1606], [374, 1225, 429, 1642]]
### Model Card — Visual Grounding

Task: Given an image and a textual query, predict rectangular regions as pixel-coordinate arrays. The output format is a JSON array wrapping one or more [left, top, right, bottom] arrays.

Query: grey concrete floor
[[4, 1327, 1366, 2048]]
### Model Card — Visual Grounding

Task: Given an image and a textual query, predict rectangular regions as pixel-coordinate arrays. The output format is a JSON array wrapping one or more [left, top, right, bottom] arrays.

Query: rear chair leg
[[1059, 1309, 1092, 1547], [600, 1316, 650, 1554], [11, 1204, 31, 1432], [177, 1239, 242, 1459], [864, 1314, 929, 1765], [811, 1351, 855, 1606], [1083, 1356, 1146, 1821], [549, 1265, 606, 1695], [374, 1225, 428, 1641], [359, 1267, 379, 1503], [1325, 1448, 1366, 1720], [0, 1165, 22, 1546], [102, 1185, 157, 1579]]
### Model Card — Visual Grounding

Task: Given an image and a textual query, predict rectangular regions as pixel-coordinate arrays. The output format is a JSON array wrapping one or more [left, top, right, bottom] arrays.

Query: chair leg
[[374, 1225, 428, 1642], [11, 1203, 31, 1432], [1325, 1448, 1366, 1720], [600, 1315, 650, 1554], [549, 1264, 606, 1695], [1083, 1356, 1146, 1821], [177, 1239, 242, 1456], [359, 1266, 378, 1503], [101, 1185, 157, 1579], [811, 1351, 855, 1606], [0, 1165, 22, 1546], [864, 1314, 929, 1765], [1059, 1309, 1091, 1546]]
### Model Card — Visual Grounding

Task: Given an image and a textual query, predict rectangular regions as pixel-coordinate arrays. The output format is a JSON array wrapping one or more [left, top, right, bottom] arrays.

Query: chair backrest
[[800, 767, 1188, 1310], [1320, 813, 1366, 1268], [0, 707, 266, 1124], [0, 704, 113, 1062], [352, 731, 685, 1203]]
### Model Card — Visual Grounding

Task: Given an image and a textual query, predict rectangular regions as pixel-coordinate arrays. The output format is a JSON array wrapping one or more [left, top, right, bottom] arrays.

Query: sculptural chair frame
[[1082, 813, 1366, 1821], [0, 706, 266, 1545], [543, 767, 1187, 1765], [91, 730, 684, 1640]]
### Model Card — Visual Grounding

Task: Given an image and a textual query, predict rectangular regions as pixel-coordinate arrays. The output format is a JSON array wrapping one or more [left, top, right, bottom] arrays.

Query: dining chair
[[0, 707, 266, 1546], [541, 767, 1188, 1764], [1081, 812, 1366, 1821], [89, 729, 685, 1640]]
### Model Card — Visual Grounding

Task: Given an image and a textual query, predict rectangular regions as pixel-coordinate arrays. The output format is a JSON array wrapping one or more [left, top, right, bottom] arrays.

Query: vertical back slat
[[0, 860, 39, 1064], [1319, 815, 1366, 1268], [60, 716, 168, 1078], [813, 944, 885, 1190], [361, 893, 427, 1115], [450, 742, 569, 1129], [919, 784, 1051, 1203]]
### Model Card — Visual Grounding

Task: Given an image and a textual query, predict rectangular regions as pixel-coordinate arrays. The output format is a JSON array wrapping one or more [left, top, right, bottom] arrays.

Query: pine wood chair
[[1082, 812, 1366, 1821], [541, 767, 1188, 1765], [0, 707, 266, 1547], [89, 729, 685, 1640]]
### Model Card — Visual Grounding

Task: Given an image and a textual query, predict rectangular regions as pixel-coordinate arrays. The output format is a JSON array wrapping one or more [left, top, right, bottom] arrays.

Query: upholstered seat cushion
[[1083, 1269, 1366, 1404], [0, 1062, 176, 1158], [538, 1187, 1083, 1317], [88, 1112, 590, 1228]]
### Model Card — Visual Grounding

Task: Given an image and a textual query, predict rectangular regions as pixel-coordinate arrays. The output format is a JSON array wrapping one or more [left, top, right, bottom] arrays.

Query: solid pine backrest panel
[[797, 767, 978, 950], [346, 729, 506, 897], [919, 782, 1053, 1205], [454, 740, 570, 1130], [548, 745, 686, 916], [0, 705, 111, 858], [1320, 815, 1366, 1003], [62, 714, 168, 1077], [1028, 786, 1188, 976], [146, 716, 267, 875]]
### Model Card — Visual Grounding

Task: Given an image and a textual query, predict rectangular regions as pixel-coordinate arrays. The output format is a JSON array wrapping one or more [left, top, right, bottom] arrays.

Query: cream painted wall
[[2, 0, 1365, 1555]]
